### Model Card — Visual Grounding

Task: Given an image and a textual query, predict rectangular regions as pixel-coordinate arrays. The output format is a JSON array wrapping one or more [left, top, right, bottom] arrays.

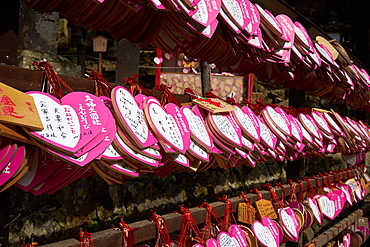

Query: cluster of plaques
[[0, 86, 367, 195], [143, 166, 368, 247], [23, 0, 370, 111]]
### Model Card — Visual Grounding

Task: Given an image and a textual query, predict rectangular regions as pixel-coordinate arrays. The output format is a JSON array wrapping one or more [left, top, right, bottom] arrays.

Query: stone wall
[[9, 163, 286, 246]]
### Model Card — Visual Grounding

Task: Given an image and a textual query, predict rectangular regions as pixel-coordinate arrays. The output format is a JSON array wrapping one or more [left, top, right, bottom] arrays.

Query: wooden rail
[[0, 64, 191, 103], [38, 167, 364, 247], [304, 209, 364, 247]]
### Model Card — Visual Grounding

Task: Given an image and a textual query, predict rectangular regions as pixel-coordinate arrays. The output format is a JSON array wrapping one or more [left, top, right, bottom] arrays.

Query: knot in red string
[[224, 97, 238, 105], [250, 187, 263, 201], [184, 88, 201, 99], [88, 70, 114, 97], [123, 74, 153, 96], [287, 179, 297, 203], [79, 229, 94, 247], [176, 205, 200, 247], [311, 175, 322, 190], [296, 179, 304, 202], [263, 183, 283, 208], [115, 216, 138, 247], [275, 182, 286, 206], [239, 191, 251, 204], [218, 195, 235, 231], [304, 177, 315, 197], [205, 90, 220, 99], [149, 210, 171, 247], [33, 60, 73, 99], [199, 202, 222, 245]]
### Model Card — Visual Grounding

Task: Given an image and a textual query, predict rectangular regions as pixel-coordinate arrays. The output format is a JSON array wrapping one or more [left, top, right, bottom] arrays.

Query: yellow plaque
[[0, 82, 43, 130]]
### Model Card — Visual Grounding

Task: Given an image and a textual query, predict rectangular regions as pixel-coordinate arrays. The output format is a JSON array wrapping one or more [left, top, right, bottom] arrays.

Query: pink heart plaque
[[252, 220, 279, 247], [112, 86, 158, 148], [144, 97, 186, 154], [26, 92, 81, 153], [182, 105, 213, 150], [0, 145, 26, 187]]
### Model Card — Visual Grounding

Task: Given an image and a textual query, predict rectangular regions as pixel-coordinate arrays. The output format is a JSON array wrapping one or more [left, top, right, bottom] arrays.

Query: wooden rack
[[0, 64, 367, 247], [37, 167, 365, 247], [304, 209, 364, 247]]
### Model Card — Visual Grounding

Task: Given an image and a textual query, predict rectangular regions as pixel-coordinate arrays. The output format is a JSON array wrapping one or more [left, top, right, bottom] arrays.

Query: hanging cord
[[296, 179, 305, 202], [114, 216, 138, 247], [263, 183, 284, 209], [218, 195, 236, 231], [275, 182, 287, 206], [149, 210, 172, 247], [153, 84, 182, 107], [175, 205, 201, 247], [87, 70, 114, 97], [33, 60, 73, 99], [198, 202, 222, 245], [304, 177, 315, 198], [79, 228, 94, 247], [124, 74, 153, 96], [287, 179, 297, 204]]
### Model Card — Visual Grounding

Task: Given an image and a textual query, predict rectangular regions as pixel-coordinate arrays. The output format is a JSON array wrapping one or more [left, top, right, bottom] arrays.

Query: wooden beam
[[38, 168, 363, 247]]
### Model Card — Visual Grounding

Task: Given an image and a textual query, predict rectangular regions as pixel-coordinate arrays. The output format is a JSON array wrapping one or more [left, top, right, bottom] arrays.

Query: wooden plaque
[[0, 82, 43, 130], [238, 202, 256, 225], [254, 199, 278, 219], [192, 98, 237, 113]]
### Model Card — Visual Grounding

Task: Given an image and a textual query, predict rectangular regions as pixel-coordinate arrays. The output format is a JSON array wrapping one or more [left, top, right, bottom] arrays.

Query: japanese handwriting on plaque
[[254, 199, 278, 219], [0, 82, 43, 130]]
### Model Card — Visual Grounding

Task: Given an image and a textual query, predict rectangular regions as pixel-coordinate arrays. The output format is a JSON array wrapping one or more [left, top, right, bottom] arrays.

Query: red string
[[239, 191, 251, 205], [304, 177, 315, 198], [33, 60, 73, 99], [198, 202, 222, 245], [296, 180, 304, 202], [218, 195, 236, 231], [319, 172, 329, 187], [79, 228, 94, 247], [184, 88, 202, 100], [88, 70, 114, 97], [263, 183, 284, 208], [250, 187, 263, 201], [149, 210, 172, 247], [275, 182, 287, 206], [204, 90, 221, 99], [153, 83, 182, 107], [311, 175, 322, 192], [124, 74, 153, 96], [287, 179, 297, 203], [176, 205, 201, 247], [155, 48, 162, 87], [114, 216, 138, 247]]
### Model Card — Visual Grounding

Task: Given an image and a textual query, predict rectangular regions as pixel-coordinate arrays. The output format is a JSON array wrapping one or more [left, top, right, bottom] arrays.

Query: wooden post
[[77, 44, 86, 78], [246, 73, 254, 101], [98, 53, 102, 73], [200, 61, 211, 97]]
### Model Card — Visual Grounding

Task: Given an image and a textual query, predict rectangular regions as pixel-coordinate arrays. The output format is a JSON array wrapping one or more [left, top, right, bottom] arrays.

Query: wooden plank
[[0, 65, 191, 104], [0, 64, 94, 93], [304, 209, 364, 247]]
